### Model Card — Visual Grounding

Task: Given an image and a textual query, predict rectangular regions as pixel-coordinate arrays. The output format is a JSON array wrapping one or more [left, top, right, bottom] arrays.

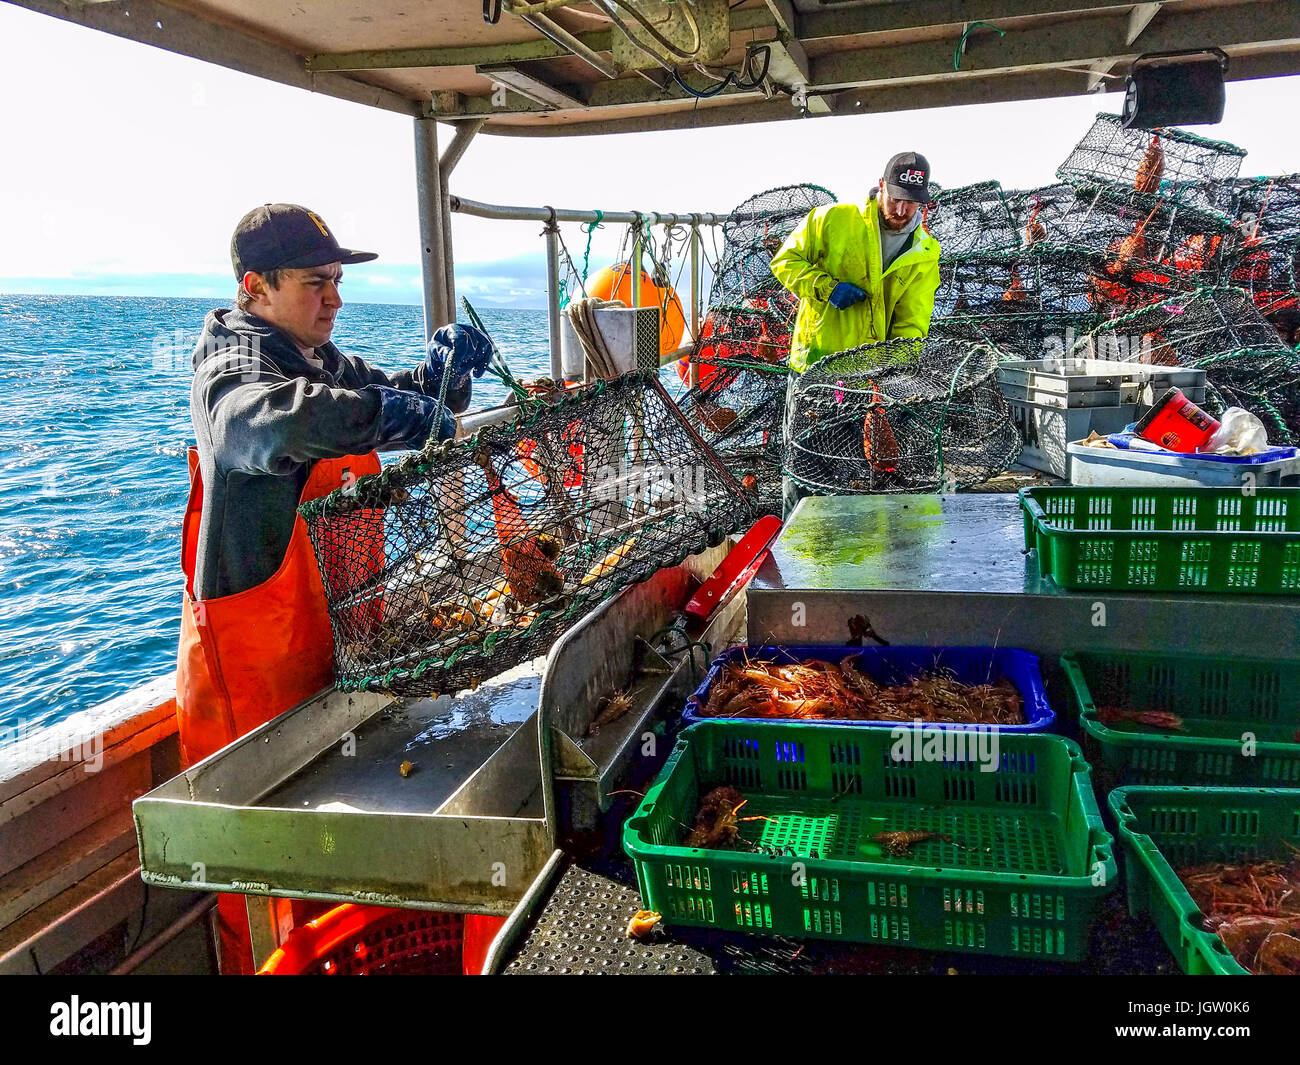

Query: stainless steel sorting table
[[746, 494, 1300, 663]]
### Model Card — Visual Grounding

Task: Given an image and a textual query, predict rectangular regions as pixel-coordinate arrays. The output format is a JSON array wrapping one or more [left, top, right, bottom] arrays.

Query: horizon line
[[0, 288, 549, 313]]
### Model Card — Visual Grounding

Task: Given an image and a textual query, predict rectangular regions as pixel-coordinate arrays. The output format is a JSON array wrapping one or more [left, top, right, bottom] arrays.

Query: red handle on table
[[685, 515, 783, 620]]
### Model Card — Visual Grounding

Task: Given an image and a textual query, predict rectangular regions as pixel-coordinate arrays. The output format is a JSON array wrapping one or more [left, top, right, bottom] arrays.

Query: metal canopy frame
[[20, 1, 1300, 340], [15, 1, 1300, 136]]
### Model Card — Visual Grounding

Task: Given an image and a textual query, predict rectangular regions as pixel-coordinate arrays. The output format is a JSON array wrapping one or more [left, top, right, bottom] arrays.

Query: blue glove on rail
[[828, 281, 867, 310], [370, 386, 456, 450], [423, 323, 494, 393]]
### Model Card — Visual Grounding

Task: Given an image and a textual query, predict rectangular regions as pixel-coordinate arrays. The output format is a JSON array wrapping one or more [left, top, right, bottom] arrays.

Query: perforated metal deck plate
[[502, 853, 1173, 975]]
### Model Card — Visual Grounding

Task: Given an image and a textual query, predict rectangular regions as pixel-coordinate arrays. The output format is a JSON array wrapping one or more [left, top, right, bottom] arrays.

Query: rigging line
[[553, 222, 587, 308], [673, 44, 771, 99]]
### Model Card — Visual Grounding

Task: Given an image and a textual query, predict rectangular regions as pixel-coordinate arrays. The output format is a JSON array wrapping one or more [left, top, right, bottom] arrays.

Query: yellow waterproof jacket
[[770, 200, 942, 371]]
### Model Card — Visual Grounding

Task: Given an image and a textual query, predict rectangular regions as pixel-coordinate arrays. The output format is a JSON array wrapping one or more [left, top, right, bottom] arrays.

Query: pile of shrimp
[[1178, 853, 1300, 975], [696, 653, 1025, 725]]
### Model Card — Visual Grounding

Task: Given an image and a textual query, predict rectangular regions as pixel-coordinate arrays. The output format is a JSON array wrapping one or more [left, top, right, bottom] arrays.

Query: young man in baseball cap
[[192, 203, 492, 604], [770, 153, 943, 515], [177, 204, 494, 970]]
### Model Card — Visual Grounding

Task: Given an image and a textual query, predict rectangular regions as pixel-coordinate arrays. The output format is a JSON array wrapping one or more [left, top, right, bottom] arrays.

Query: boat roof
[[19, 0, 1300, 136]]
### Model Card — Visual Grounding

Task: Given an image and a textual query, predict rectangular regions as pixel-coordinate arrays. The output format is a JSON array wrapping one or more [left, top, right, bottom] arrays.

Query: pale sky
[[3, 2, 1299, 308]]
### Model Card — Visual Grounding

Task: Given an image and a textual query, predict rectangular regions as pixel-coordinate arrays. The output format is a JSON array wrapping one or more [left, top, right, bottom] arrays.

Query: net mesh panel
[[679, 302, 793, 518], [709, 253, 801, 311], [301, 371, 756, 696], [1220, 177, 1300, 339], [926, 181, 1019, 259], [1005, 183, 1235, 282], [937, 245, 1192, 322], [937, 312, 1104, 362], [1079, 286, 1300, 443], [709, 184, 838, 310], [785, 335, 1022, 494], [720, 183, 840, 251], [1228, 175, 1300, 246], [1056, 113, 1247, 210], [674, 186, 838, 509], [676, 359, 788, 517]]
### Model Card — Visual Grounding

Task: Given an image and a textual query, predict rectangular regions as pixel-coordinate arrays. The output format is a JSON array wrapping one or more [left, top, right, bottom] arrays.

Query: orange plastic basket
[[258, 904, 504, 976]]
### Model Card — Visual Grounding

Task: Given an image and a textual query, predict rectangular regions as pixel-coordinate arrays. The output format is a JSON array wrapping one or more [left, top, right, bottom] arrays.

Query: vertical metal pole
[[689, 219, 701, 389], [437, 120, 485, 326], [629, 217, 642, 310], [544, 211, 564, 383], [439, 192, 457, 321], [414, 117, 449, 341]]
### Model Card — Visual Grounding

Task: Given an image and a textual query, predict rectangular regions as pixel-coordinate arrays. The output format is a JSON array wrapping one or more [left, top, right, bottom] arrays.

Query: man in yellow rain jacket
[[770, 152, 942, 514]]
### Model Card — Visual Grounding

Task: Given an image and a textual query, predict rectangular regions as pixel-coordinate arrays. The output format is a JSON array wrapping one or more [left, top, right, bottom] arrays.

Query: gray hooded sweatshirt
[[188, 308, 468, 601]]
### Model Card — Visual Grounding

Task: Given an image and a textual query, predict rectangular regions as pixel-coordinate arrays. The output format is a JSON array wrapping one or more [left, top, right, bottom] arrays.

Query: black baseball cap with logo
[[231, 204, 378, 279], [883, 152, 932, 202]]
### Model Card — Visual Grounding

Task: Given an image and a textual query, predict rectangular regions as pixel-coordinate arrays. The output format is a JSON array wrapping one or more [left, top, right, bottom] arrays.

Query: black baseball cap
[[883, 152, 932, 202], [231, 204, 378, 279]]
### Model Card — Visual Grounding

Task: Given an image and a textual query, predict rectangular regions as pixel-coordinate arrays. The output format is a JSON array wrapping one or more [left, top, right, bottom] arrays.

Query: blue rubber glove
[[370, 386, 456, 450], [423, 323, 494, 392], [828, 281, 867, 310]]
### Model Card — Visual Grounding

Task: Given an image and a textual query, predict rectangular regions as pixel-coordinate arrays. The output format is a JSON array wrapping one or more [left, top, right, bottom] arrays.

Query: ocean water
[[0, 294, 581, 735]]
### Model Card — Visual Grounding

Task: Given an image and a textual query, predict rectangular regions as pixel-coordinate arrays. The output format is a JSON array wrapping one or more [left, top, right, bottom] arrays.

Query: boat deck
[[501, 845, 1173, 976]]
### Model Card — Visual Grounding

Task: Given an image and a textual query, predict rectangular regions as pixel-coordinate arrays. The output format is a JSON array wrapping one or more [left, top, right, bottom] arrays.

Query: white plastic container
[[559, 306, 661, 381], [1067, 440, 1300, 488]]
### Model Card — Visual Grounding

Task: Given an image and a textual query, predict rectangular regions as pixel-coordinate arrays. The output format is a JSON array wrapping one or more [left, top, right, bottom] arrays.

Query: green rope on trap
[[460, 295, 531, 403], [579, 210, 603, 290]]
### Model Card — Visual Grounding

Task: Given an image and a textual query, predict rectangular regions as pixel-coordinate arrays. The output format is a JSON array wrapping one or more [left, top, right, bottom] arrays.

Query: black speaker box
[[1121, 50, 1228, 128]]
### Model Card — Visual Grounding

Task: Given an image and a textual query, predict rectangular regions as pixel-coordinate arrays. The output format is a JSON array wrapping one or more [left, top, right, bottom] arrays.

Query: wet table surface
[[752, 493, 1064, 596]]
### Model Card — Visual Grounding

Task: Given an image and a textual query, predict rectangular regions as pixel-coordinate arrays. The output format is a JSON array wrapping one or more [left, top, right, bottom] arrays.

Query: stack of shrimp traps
[[784, 330, 1022, 494], [923, 113, 1300, 447], [677, 185, 837, 516], [1081, 285, 1300, 442], [299, 370, 756, 696], [929, 118, 1251, 346], [1223, 173, 1300, 345]]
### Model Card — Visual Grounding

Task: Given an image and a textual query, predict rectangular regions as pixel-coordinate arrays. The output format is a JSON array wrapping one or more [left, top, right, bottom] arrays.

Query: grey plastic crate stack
[[996, 357, 1207, 478]]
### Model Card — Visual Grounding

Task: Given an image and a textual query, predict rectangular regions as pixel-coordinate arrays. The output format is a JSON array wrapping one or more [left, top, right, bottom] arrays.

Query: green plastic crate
[[1063, 650, 1300, 787], [624, 722, 1116, 960], [1019, 485, 1300, 593], [1110, 786, 1300, 975]]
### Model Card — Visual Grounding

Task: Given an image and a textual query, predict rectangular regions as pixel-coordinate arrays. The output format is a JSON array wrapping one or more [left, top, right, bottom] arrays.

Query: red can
[[1133, 387, 1221, 453]]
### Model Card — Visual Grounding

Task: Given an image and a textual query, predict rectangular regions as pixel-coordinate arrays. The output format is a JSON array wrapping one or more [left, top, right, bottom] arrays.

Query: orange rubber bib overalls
[[176, 446, 380, 973], [175, 447, 504, 974]]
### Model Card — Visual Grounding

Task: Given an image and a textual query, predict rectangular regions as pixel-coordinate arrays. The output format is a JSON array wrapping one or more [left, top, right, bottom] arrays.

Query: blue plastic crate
[[683, 645, 1056, 732]]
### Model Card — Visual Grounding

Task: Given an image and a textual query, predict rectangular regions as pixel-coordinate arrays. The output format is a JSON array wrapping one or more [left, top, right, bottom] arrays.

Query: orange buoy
[[587, 263, 686, 356]]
